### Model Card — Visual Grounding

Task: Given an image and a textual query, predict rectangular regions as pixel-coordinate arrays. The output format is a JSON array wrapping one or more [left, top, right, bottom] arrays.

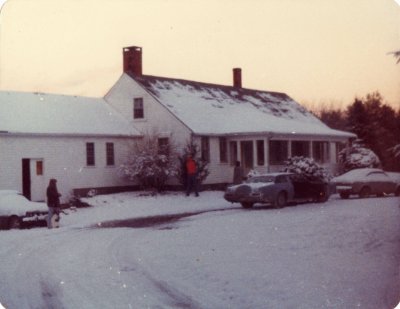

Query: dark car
[[224, 172, 331, 209], [224, 173, 294, 208], [332, 168, 399, 199]]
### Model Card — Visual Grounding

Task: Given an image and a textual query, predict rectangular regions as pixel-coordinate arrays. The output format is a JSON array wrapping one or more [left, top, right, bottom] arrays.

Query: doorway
[[22, 158, 45, 201], [240, 141, 254, 175]]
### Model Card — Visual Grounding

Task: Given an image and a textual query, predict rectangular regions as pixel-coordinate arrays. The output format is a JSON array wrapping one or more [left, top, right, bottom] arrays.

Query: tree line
[[313, 92, 400, 171]]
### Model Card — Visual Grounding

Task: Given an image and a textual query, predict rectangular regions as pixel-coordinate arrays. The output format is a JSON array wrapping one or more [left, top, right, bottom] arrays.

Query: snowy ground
[[0, 191, 399, 309]]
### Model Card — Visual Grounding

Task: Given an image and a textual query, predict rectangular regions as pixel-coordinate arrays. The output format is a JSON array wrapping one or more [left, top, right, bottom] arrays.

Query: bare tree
[[389, 50, 400, 63]]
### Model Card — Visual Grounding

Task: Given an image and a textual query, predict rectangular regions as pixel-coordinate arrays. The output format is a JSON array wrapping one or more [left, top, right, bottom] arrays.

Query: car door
[[367, 171, 395, 194], [275, 175, 294, 200]]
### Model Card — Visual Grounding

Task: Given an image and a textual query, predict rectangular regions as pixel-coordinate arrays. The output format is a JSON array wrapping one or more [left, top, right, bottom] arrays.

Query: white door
[[30, 159, 45, 202]]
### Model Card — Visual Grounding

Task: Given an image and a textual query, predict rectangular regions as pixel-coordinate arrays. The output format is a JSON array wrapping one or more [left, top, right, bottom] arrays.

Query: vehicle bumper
[[336, 185, 354, 194], [224, 193, 272, 204]]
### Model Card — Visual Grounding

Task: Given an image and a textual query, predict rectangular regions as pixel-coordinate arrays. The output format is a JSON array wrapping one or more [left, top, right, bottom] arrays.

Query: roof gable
[[0, 91, 141, 136], [130, 75, 354, 138]]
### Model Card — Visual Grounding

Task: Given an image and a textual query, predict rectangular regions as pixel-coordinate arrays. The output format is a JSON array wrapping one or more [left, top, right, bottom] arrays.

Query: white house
[[105, 46, 356, 187], [0, 45, 356, 200], [0, 91, 141, 202]]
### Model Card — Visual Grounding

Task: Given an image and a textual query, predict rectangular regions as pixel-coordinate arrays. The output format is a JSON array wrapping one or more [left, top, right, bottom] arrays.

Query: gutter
[[0, 131, 143, 138]]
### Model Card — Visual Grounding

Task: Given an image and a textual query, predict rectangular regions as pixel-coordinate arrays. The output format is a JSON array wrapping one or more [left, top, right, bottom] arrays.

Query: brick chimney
[[233, 68, 242, 88], [123, 46, 142, 76]]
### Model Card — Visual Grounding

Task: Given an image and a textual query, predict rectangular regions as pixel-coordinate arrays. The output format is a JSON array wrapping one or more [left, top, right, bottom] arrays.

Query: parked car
[[331, 168, 400, 199], [224, 172, 331, 209], [0, 190, 48, 229]]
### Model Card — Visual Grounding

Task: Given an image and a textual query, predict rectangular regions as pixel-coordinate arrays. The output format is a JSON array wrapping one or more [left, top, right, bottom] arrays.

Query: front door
[[22, 158, 45, 201], [240, 141, 254, 175]]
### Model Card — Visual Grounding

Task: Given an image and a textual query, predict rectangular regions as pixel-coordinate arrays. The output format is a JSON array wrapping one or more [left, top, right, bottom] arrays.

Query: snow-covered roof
[[0, 91, 141, 137], [131, 74, 355, 138]]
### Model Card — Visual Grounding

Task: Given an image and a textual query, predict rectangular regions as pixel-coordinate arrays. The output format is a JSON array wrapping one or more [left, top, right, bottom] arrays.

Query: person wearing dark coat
[[46, 178, 61, 228], [233, 161, 244, 184]]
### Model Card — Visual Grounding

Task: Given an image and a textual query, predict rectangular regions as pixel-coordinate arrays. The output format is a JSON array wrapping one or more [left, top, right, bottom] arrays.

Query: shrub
[[119, 135, 179, 191], [282, 156, 331, 182], [338, 140, 380, 173]]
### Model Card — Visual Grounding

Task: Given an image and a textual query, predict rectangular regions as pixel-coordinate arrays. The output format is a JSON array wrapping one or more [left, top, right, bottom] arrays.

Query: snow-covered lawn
[[0, 191, 399, 309]]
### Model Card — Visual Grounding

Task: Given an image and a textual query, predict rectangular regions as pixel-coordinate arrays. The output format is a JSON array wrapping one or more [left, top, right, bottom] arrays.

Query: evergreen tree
[[345, 92, 400, 171]]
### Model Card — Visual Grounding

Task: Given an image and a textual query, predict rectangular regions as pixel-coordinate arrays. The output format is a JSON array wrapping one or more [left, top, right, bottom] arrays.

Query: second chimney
[[123, 46, 142, 76], [233, 68, 242, 88]]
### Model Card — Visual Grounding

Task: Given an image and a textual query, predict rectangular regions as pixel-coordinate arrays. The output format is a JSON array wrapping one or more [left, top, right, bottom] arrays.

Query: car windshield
[[246, 176, 275, 183]]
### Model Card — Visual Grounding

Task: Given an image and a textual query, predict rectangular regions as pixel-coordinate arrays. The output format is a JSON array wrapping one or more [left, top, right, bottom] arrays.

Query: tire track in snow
[[108, 230, 208, 309]]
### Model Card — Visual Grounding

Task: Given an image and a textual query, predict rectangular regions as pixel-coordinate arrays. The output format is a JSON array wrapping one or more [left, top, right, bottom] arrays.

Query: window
[[219, 137, 228, 163], [106, 143, 115, 166], [312, 141, 330, 163], [229, 141, 238, 165], [86, 143, 95, 166], [256, 140, 265, 166], [336, 142, 346, 162], [269, 140, 288, 164], [201, 137, 210, 162], [291, 141, 310, 157], [36, 161, 43, 176], [158, 138, 169, 155], [133, 97, 144, 119], [275, 175, 289, 184]]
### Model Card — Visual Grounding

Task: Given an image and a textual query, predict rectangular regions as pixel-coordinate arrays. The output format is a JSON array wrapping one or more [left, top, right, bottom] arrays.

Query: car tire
[[274, 192, 287, 208], [395, 187, 400, 197], [359, 186, 371, 198], [240, 202, 254, 209], [316, 187, 329, 203], [8, 216, 22, 229], [339, 192, 350, 199]]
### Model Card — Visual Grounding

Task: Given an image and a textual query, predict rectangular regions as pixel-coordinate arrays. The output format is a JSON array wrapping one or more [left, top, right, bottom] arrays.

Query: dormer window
[[133, 97, 144, 119]]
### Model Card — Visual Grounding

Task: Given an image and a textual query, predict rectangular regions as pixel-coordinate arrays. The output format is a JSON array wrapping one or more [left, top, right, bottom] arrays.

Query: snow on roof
[[132, 75, 355, 138], [0, 91, 141, 136]]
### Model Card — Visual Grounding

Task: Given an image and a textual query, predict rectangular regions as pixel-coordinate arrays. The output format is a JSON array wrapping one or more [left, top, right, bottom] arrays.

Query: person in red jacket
[[186, 155, 199, 197]]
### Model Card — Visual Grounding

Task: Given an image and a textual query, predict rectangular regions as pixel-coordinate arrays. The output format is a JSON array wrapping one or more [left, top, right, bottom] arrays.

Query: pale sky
[[0, 0, 399, 109]]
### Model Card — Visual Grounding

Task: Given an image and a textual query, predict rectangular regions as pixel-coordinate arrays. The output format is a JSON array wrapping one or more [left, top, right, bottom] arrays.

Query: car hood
[[227, 182, 275, 191]]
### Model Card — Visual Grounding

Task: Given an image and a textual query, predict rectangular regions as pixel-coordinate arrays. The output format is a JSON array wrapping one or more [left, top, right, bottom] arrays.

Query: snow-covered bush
[[282, 156, 331, 182], [338, 140, 381, 173], [247, 170, 260, 178], [119, 136, 179, 191], [390, 144, 400, 158], [177, 139, 210, 187]]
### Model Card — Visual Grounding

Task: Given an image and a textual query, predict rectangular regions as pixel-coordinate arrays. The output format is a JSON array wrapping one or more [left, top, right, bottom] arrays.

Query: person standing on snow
[[185, 155, 199, 197], [233, 160, 244, 184], [46, 178, 61, 228]]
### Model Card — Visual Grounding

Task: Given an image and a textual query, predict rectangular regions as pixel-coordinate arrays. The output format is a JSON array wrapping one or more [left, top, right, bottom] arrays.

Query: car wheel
[[395, 187, 400, 197], [240, 202, 254, 209], [359, 186, 371, 198], [339, 192, 350, 199], [316, 187, 329, 203], [8, 216, 22, 229], [274, 192, 287, 208]]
